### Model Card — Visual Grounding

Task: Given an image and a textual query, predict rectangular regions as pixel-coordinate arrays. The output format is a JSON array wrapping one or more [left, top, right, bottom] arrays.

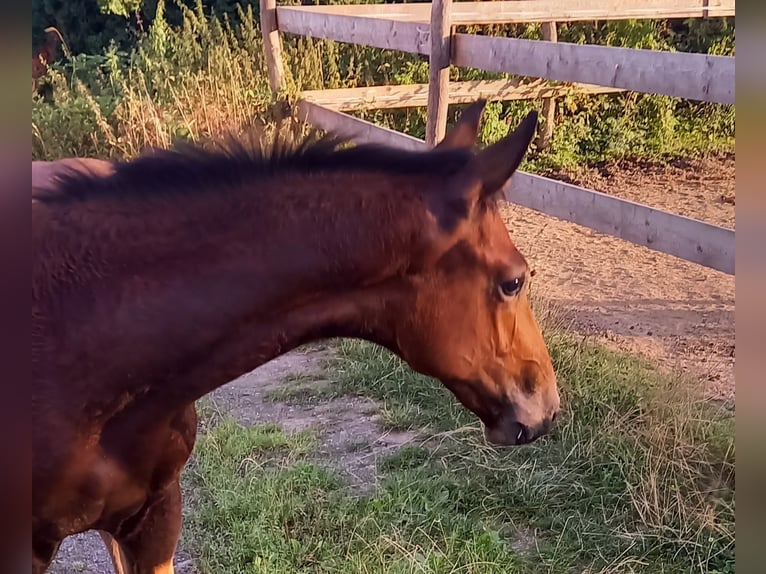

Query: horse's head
[[394, 101, 559, 446]]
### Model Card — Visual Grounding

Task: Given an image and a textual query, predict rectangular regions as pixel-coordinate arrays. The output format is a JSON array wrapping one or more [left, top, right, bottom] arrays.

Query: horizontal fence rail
[[277, 1, 735, 25], [504, 174, 735, 274], [277, 7, 430, 55], [295, 100, 429, 152], [300, 80, 625, 111], [453, 34, 735, 104]]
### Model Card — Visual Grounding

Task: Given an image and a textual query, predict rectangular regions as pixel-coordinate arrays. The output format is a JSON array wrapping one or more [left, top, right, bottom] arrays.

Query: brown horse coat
[[32, 104, 559, 573]]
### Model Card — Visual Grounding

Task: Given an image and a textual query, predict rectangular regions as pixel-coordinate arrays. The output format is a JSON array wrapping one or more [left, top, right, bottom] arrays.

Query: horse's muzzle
[[483, 413, 556, 446]]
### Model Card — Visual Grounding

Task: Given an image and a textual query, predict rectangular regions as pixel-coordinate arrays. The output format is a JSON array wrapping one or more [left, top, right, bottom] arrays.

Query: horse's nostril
[[551, 410, 558, 423]]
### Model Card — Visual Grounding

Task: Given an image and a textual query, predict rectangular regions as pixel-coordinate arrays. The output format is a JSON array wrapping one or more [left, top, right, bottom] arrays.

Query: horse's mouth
[[440, 378, 543, 446], [482, 420, 531, 446]]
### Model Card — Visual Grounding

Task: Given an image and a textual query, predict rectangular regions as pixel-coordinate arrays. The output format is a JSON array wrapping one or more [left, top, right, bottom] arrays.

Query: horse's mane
[[35, 124, 474, 204]]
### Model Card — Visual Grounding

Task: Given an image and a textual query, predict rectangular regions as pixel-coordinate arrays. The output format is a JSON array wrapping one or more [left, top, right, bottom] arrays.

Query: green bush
[[32, 1, 735, 168]]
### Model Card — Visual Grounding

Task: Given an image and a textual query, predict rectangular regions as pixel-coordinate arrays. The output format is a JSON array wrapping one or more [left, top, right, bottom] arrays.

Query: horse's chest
[[35, 443, 151, 539], [36, 405, 197, 537]]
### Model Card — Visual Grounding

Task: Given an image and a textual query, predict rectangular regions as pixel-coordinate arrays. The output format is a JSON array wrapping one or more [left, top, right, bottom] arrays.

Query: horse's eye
[[499, 277, 523, 298]]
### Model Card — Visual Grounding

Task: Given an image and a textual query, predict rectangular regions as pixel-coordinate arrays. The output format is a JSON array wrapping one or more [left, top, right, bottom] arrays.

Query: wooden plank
[[503, 173, 735, 275], [300, 80, 625, 111], [294, 101, 734, 274], [453, 34, 735, 104], [276, 6, 430, 55], [426, 0, 453, 146], [259, 0, 285, 94], [293, 100, 428, 152], [536, 22, 558, 150], [277, 1, 735, 25]]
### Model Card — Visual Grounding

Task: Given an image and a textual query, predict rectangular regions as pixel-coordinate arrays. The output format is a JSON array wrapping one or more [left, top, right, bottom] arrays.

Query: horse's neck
[[173, 278, 408, 404], [41, 172, 423, 406]]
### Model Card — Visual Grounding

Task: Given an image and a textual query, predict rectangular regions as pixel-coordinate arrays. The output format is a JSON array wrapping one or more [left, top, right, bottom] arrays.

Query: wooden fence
[[259, 0, 736, 275]]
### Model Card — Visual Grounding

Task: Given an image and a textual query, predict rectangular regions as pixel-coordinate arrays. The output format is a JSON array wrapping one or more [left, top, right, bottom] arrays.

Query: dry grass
[[246, 290, 734, 573], [32, 2, 281, 160]]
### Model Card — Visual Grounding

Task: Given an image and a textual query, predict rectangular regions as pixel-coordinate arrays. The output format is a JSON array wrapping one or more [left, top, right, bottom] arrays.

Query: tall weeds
[[32, 1, 735, 170], [33, 1, 275, 159]]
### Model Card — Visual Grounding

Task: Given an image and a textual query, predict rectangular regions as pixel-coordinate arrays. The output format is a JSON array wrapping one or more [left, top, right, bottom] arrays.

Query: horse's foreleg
[[32, 553, 55, 574], [32, 535, 61, 574], [103, 480, 182, 574], [99, 531, 133, 574]]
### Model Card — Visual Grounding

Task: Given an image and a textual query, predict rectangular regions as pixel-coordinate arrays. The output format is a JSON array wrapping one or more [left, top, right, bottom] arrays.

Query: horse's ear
[[427, 108, 536, 229], [434, 99, 487, 150], [470, 110, 538, 197]]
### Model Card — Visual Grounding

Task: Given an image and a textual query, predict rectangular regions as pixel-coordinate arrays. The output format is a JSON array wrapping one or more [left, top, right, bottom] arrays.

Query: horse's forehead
[[430, 209, 521, 276], [462, 205, 516, 256]]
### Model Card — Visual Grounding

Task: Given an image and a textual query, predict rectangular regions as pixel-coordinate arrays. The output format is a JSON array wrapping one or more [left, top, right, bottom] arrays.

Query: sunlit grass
[[183, 317, 734, 573]]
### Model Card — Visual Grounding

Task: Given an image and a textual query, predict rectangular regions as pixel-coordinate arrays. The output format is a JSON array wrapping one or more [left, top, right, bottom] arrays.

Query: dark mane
[[36, 126, 474, 204]]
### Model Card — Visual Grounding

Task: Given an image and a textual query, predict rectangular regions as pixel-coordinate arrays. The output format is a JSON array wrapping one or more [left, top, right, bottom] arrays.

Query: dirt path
[[500, 153, 735, 402], [203, 344, 416, 490]]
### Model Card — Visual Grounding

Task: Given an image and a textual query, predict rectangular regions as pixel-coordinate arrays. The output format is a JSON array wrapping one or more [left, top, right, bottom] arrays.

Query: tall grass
[[248, 298, 734, 573], [33, 1, 275, 159], [184, 323, 734, 573], [32, 1, 735, 169]]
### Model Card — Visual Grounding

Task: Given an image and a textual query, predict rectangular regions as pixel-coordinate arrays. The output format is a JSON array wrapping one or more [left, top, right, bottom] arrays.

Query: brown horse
[[32, 101, 560, 573]]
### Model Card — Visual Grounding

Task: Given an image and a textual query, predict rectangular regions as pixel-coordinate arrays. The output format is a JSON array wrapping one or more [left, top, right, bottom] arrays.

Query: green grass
[[182, 326, 735, 574]]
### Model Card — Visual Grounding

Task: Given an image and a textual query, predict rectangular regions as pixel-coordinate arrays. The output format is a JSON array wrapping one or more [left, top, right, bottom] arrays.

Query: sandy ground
[[46, 153, 735, 572], [500, 153, 735, 403]]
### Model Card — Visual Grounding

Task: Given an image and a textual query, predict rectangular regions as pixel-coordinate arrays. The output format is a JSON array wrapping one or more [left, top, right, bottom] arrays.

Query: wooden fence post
[[426, 0, 453, 146], [260, 0, 286, 95], [536, 21, 557, 151]]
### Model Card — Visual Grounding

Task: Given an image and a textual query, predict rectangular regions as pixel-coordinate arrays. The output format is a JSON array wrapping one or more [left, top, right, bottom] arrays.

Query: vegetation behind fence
[[32, 0, 734, 169]]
